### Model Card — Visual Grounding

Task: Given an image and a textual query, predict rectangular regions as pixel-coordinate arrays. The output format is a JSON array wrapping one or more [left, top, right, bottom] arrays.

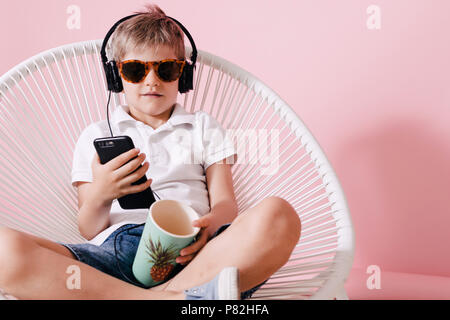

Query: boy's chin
[[131, 103, 174, 117]]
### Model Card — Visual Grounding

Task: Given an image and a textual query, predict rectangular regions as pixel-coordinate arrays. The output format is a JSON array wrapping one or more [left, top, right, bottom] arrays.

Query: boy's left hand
[[176, 213, 213, 265]]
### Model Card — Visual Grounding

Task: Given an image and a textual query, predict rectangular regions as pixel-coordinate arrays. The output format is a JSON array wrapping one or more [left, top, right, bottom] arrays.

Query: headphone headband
[[100, 14, 139, 64], [166, 16, 197, 65]]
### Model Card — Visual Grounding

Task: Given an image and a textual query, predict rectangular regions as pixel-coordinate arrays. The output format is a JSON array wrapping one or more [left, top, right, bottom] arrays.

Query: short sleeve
[[71, 124, 98, 188], [198, 111, 237, 170]]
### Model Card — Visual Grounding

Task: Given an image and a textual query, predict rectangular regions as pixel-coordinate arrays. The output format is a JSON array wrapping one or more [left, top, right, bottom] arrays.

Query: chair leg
[[334, 283, 349, 300]]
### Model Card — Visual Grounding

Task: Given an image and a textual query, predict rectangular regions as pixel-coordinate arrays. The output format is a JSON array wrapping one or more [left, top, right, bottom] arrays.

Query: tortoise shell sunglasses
[[117, 59, 186, 83]]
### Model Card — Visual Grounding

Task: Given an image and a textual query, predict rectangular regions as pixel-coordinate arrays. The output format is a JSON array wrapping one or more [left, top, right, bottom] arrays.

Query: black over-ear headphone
[[100, 14, 197, 94]]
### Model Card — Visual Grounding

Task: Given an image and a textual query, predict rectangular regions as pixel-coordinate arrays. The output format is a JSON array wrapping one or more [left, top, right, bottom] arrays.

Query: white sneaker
[[184, 266, 240, 300]]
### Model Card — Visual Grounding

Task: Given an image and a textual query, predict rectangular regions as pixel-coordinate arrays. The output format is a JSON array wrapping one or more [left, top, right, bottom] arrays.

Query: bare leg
[[0, 196, 300, 299], [153, 196, 301, 294], [9, 228, 80, 259], [0, 227, 184, 300]]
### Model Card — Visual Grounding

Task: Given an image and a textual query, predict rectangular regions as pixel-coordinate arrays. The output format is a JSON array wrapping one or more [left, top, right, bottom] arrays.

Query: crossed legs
[[0, 197, 301, 299]]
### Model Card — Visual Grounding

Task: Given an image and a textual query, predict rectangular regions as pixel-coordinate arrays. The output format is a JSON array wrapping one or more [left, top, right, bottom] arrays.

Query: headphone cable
[[106, 90, 114, 137]]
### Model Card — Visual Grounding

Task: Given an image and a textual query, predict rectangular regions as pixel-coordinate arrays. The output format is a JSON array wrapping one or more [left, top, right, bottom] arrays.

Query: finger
[[180, 231, 208, 257], [192, 216, 210, 228], [106, 148, 140, 170], [119, 160, 149, 185], [115, 153, 146, 179], [176, 254, 195, 265], [122, 178, 152, 195]]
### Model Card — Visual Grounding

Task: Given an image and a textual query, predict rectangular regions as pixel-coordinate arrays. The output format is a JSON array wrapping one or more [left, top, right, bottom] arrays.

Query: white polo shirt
[[71, 103, 237, 245]]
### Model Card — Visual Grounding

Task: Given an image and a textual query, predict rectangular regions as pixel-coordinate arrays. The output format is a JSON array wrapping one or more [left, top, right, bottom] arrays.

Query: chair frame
[[0, 40, 355, 300]]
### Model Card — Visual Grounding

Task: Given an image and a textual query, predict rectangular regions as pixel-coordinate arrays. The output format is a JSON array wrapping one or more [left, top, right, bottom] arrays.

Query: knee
[[0, 227, 32, 285], [0, 226, 30, 253], [257, 197, 301, 244]]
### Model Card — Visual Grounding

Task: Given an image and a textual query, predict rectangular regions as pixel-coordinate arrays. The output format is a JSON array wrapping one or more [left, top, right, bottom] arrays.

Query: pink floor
[[344, 268, 450, 300]]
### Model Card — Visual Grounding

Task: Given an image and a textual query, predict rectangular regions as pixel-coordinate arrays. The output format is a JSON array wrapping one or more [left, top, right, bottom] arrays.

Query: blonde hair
[[108, 4, 185, 62]]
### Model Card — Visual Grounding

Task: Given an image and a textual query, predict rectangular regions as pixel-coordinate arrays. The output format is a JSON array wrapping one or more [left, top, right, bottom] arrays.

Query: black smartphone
[[93, 136, 156, 209]]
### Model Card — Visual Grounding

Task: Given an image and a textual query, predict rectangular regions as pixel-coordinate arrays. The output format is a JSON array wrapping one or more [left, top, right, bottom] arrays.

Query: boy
[[0, 4, 301, 300]]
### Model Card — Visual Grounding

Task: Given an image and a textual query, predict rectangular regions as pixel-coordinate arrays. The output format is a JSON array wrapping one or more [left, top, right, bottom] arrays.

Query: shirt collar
[[112, 103, 196, 130]]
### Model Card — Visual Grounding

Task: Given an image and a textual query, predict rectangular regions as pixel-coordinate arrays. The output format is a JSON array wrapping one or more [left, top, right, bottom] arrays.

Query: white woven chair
[[0, 40, 355, 300]]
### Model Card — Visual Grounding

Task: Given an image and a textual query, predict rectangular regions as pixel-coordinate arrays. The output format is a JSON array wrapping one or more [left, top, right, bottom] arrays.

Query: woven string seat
[[0, 40, 355, 299]]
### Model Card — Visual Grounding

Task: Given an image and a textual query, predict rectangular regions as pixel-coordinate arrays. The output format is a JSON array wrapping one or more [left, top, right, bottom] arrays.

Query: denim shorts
[[62, 223, 266, 299]]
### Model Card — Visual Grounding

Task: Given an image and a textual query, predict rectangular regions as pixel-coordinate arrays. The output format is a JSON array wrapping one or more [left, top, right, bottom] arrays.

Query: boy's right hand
[[90, 148, 152, 205]]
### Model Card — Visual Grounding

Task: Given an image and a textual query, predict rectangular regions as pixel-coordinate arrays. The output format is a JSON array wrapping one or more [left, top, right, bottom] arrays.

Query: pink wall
[[1, 1, 449, 277]]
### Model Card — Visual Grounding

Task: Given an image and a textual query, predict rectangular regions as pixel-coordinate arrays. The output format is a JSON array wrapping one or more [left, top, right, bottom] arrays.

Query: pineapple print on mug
[[146, 237, 178, 282], [132, 199, 200, 287]]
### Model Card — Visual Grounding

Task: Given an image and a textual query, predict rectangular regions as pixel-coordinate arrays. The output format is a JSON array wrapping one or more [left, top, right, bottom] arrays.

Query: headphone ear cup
[[104, 61, 123, 93], [178, 63, 194, 94]]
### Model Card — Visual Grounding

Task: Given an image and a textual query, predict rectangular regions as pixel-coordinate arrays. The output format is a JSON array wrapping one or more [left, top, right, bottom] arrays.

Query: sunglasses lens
[[158, 61, 183, 81], [120, 61, 147, 83]]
